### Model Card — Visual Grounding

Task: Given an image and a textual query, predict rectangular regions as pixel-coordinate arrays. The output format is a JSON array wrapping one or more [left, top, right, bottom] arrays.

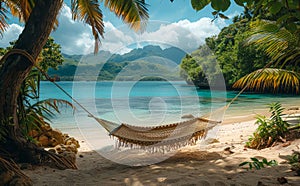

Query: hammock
[[2, 49, 257, 151], [93, 114, 222, 150]]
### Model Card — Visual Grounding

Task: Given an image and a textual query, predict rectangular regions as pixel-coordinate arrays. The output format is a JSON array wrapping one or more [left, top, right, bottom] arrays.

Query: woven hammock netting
[[93, 106, 226, 151]]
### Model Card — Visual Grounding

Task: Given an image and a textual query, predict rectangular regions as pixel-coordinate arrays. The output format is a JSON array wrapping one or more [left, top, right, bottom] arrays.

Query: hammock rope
[[1, 49, 270, 150]]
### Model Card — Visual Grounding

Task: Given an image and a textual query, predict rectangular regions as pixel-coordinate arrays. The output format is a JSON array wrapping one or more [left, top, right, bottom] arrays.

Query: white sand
[[23, 115, 300, 186]]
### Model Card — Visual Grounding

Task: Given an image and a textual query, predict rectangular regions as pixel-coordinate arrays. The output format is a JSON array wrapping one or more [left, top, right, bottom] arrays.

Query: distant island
[[48, 45, 187, 81]]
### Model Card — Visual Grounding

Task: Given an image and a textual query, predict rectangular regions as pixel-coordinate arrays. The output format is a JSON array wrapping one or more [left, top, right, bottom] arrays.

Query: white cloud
[[100, 18, 225, 54], [139, 18, 223, 52], [0, 4, 226, 55], [0, 24, 23, 47], [100, 21, 134, 54], [51, 4, 226, 54], [51, 4, 94, 54], [52, 5, 134, 55]]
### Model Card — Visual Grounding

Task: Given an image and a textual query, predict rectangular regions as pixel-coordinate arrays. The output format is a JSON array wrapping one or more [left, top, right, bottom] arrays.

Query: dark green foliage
[[39, 37, 64, 71], [288, 151, 300, 175], [211, 0, 231, 12], [0, 38, 73, 141], [246, 102, 289, 149], [191, 0, 210, 11], [0, 37, 63, 72], [180, 17, 269, 88], [239, 158, 277, 170], [288, 151, 300, 165], [180, 45, 221, 87], [17, 69, 74, 141], [208, 18, 269, 86], [246, 21, 300, 71], [188, 0, 300, 33]]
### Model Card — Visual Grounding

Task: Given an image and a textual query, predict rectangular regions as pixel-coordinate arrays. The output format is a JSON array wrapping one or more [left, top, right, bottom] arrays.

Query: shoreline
[[23, 109, 300, 185]]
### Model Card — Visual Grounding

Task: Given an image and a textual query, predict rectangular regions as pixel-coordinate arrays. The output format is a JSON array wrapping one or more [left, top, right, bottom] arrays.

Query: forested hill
[[48, 45, 186, 81], [180, 16, 270, 89], [109, 45, 186, 64]]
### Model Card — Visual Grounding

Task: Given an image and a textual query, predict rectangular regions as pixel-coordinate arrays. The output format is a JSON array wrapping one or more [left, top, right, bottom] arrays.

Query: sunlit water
[[39, 81, 300, 140]]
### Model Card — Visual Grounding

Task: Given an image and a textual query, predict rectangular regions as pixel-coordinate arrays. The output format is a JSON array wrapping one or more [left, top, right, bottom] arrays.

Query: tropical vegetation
[[0, 0, 299, 184], [180, 14, 270, 88], [232, 20, 300, 93], [239, 157, 277, 170], [181, 0, 299, 93], [246, 102, 289, 149], [233, 68, 300, 94], [288, 151, 300, 176], [0, 0, 149, 184]]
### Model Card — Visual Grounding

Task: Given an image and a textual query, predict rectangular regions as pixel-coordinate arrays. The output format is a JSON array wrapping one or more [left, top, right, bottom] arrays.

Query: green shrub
[[287, 151, 300, 175], [246, 102, 289, 149], [239, 158, 277, 170], [17, 69, 74, 141]]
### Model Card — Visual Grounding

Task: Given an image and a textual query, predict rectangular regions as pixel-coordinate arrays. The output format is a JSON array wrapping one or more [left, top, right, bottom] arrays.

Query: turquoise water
[[39, 81, 300, 133]]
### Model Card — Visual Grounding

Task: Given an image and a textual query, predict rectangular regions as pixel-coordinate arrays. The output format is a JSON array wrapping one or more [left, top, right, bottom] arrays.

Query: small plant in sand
[[239, 158, 277, 170], [246, 102, 289, 149], [287, 151, 300, 176]]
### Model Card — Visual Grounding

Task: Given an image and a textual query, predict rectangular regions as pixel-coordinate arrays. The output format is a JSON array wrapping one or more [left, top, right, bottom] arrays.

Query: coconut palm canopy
[[0, 0, 149, 52], [247, 21, 300, 69], [233, 20, 300, 94], [233, 68, 300, 94]]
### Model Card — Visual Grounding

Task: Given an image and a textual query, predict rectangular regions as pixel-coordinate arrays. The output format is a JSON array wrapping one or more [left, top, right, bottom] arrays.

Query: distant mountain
[[48, 45, 187, 81], [108, 45, 186, 64]]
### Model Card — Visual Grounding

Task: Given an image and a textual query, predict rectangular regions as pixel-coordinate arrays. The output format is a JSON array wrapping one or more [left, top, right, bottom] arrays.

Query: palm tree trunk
[[0, 0, 63, 163]]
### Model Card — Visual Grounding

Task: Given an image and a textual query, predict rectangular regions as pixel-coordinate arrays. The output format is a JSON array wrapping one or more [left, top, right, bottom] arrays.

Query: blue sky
[[0, 1, 243, 55]]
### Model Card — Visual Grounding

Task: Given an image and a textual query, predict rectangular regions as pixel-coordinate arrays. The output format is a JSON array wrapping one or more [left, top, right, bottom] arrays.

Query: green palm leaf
[[4, 0, 35, 22], [71, 0, 104, 53], [0, 3, 9, 36], [233, 68, 300, 94], [247, 20, 300, 67], [1, 0, 61, 34], [104, 0, 149, 32]]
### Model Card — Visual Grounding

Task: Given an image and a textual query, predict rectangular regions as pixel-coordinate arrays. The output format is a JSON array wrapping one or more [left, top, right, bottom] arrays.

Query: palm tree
[[233, 20, 300, 94], [233, 68, 300, 94], [0, 0, 149, 176], [247, 21, 299, 69]]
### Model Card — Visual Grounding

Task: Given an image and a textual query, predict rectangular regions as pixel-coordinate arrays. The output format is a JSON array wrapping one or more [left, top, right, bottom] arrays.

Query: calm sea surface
[[39, 81, 300, 135]]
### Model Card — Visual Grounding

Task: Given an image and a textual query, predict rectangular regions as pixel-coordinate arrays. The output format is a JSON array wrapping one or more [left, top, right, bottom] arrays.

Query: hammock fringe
[[113, 130, 206, 153]]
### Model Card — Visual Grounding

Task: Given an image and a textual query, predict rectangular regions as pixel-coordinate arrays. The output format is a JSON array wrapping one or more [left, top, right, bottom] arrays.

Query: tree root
[[3, 137, 78, 170], [0, 156, 32, 185], [0, 144, 77, 185], [39, 149, 77, 170], [0, 138, 77, 185]]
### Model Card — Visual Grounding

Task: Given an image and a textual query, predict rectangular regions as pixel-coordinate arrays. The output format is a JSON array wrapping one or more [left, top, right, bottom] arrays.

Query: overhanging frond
[[4, 0, 35, 22], [104, 0, 149, 32], [247, 20, 300, 67], [0, 3, 8, 36], [71, 0, 104, 53], [233, 68, 300, 94]]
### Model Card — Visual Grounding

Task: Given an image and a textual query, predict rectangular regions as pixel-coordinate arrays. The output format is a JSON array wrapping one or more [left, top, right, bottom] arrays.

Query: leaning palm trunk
[[0, 0, 75, 171]]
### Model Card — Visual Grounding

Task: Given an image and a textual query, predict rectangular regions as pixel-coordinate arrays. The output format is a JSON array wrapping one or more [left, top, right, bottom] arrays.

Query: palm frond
[[31, 98, 75, 115], [4, 0, 35, 22], [0, 2, 8, 36], [71, 0, 104, 53], [247, 20, 300, 67], [104, 0, 149, 32], [233, 68, 300, 94]]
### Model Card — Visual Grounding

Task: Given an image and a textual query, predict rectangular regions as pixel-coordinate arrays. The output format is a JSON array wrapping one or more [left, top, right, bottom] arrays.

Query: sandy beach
[[22, 110, 300, 186]]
